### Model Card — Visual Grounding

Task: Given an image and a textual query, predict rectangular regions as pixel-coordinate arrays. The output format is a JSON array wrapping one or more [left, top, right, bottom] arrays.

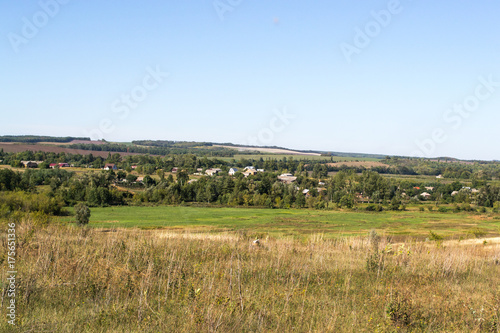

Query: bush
[[366, 204, 384, 212], [386, 293, 413, 327], [74, 203, 91, 226], [438, 206, 448, 213]]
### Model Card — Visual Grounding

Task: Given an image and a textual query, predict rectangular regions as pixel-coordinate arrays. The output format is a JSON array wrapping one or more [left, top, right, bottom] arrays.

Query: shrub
[[469, 229, 486, 238], [386, 293, 413, 327], [438, 206, 448, 213], [74, 203, 91, 226], [428, 231, 443, 241], [365, 204, 376, 211]]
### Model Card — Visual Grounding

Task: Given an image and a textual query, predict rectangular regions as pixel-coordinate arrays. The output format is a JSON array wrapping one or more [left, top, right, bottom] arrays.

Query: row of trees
[[1, 166, 499, 209], [2, 148, 499, 180]]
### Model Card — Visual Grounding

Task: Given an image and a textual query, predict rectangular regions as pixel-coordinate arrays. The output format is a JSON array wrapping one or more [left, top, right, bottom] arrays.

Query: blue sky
[[1, 0, 499, 160]]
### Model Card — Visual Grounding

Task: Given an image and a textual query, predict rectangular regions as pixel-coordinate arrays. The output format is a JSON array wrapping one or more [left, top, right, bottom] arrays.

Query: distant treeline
[[132, 140, 212, 148], [2, 147, 500, 180], [1, 167, 499, 211], [0, 135, 89, 143], [64, 143, 252, 157]]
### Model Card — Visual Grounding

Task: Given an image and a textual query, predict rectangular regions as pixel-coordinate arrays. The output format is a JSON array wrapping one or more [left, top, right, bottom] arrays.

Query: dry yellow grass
[[1, 217, 499, 332]]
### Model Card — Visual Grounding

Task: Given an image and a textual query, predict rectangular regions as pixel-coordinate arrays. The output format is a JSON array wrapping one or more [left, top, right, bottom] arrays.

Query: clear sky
[[1, 0, 499, 160]]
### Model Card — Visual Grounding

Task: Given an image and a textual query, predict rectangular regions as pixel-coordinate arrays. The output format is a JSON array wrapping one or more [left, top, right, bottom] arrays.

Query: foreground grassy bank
[[60, 205, 500, 240], [1, 216, 499, 332]]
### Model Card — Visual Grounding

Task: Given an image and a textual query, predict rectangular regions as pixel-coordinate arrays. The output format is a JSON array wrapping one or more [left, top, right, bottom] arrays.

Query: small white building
[[228, 168, 238, 176], [420, 192, 431, 199], [206, 168, 222, 176]]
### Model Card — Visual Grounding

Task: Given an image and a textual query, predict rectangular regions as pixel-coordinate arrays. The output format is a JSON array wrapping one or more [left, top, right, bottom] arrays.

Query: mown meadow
[[61, 205, 500, 241]]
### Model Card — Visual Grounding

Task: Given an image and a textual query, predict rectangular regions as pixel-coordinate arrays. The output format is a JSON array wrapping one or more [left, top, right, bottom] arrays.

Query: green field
[[61, 205, 500, 240]]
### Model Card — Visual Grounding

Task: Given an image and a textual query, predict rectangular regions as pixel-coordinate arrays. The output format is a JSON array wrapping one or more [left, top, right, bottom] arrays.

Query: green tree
[[74, 203, 91, 225], [126, 173, 138, 183]]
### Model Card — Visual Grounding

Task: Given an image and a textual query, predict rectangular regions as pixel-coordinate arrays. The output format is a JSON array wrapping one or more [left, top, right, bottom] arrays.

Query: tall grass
[[1, 217, 499, 332]]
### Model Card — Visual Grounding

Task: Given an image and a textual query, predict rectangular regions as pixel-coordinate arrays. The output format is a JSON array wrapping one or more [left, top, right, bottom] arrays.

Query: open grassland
[[1, 216, 499, 332], [59, 206, 500, 241]]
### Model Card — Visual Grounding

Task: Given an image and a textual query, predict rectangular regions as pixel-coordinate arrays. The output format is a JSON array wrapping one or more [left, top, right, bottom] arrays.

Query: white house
[[420, 192, 431, 199], [206, 168, 222, 176], [243, 169, 257, 177], [229, 168, 238, 176]]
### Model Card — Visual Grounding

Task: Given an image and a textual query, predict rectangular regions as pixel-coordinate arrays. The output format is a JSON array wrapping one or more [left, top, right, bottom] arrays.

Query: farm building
[[50, 163, 70, 168], [228, 168, 238, 175], [420, 192, 431, 199], [206, 168, 222, 176], [104, 163, 118, 170], [278, 173, 297, 184], [21, 160, 42, 168], [243, 169, 257, 177]]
